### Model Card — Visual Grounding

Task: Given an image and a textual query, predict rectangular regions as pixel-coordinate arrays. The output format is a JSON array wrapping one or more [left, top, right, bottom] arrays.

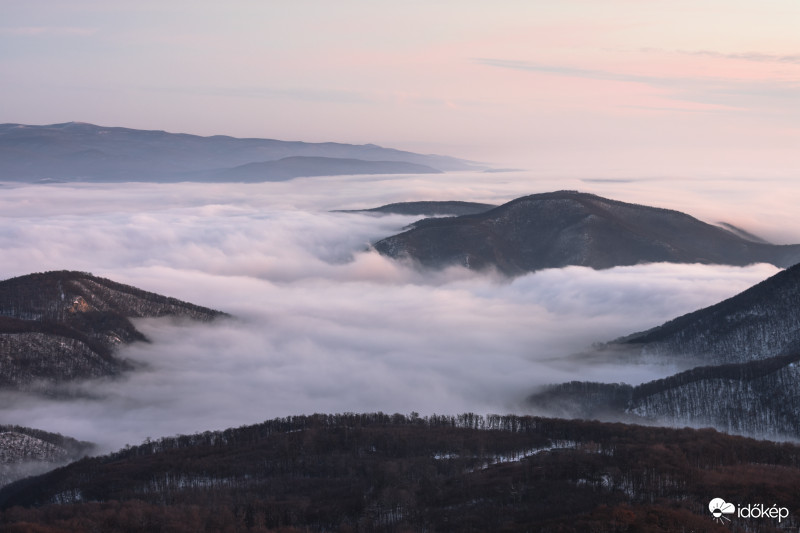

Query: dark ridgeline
[[335, 200, 498, 217], [0, 122, 479, 182], [528, 263, 800, 438], [0, 270, 226, 390], [373, 190, 800, 274], [1, 413, 798, 532]]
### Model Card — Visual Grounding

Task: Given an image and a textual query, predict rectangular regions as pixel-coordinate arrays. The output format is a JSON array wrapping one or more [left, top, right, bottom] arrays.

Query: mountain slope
[[612, 261, 800, 364], [0, 271, 226, 390], [2, 413, 798, 532], [0, 122, 479, 182], [528, 352, 800, 440], [0, 427, 94, 488], [373, 190, 800, 274]]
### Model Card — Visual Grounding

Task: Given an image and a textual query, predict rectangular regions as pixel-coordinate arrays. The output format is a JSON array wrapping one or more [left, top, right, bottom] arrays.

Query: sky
[[2, 0, 799, 173]]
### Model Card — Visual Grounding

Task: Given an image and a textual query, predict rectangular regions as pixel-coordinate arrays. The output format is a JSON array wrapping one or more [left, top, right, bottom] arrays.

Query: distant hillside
[[0, 271, 226, 390], [529, 352, 800, 439], [3, 413, 799, 532], [718, 222, 770, 244], [336, 200, 497, 217], [211, 156, 442, 181], [373, 191, 800, 274], [0, 426, 94, 488], [612, 261, 800, 364], [0, 122, 480, 182]]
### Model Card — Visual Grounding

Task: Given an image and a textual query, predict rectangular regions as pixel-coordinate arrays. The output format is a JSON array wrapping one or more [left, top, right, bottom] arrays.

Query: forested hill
[[0, 270, 223, 322], [0, 271, 226, 390], [613, 261, 800, 364], [0, 426, 94, 488], [372, 191, 800, 274], [2, 413, 799, 532], [529, 351, 800, 439]]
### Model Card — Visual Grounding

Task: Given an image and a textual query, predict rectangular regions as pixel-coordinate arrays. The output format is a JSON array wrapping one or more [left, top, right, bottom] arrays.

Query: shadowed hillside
[[373, 191, 800, 274], [0, 271, 226, 390], [613, 261, 800, 364], [0, 426, 94, 488]]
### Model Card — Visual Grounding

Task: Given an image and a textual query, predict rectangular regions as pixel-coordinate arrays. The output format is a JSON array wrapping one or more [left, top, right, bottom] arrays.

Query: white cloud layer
[[0, 174, 787, 451]]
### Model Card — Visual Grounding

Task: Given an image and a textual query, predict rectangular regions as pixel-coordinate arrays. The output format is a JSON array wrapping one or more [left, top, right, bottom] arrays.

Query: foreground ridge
[[1, 412, 798, 531]]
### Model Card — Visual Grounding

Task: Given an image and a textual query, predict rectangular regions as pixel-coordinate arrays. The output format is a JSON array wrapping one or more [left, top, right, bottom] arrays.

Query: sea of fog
[[0, 170, 794, 451]]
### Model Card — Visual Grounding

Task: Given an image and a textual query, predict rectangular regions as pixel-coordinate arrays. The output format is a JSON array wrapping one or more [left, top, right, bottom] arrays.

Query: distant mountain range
[[336, 200, 497, 217], [0, 122, 481, 182], [0, 271, 225, 391], [373, 191, 800, 274], [211, 156, 442, 181], [528, 263, 800, 439]]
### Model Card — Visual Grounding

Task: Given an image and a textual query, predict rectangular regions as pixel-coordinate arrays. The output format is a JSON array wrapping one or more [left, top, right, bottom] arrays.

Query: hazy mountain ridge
[[0, 427, 94, 488], [335, 200, 497, 217], [0, 271, 226, 390], [0, 122, 480, 182], [373, 190, 800, 274], [718, 222, 771, 244], [209, 156, 442, 181], [2, 413, 798, 531]]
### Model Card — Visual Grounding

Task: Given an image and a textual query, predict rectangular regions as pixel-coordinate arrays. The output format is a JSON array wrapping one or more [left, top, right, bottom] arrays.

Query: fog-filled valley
[[0, 171, 792, 452]]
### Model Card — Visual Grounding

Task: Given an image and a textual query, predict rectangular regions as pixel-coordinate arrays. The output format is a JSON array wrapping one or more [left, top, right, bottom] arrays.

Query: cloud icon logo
[[709, 498, 736, 523]]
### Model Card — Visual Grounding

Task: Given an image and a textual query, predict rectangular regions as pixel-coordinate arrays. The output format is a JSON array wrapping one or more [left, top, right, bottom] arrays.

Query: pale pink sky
[[2, 0, 798, 173]]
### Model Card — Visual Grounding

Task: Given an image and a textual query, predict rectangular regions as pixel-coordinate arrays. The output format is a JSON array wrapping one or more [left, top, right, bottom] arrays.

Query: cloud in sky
[[474, 57, 800, 113], [144, 85, 377, 105], [0, 175, 787, 451], [475, 58, 666, 86], [675, 49, 800, 65]]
